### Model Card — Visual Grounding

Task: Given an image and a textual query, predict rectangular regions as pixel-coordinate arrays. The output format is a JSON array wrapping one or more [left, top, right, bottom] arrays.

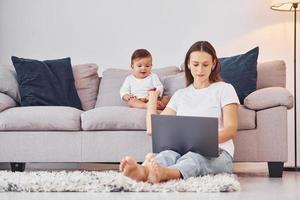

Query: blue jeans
[[154, 149, 233, 179]]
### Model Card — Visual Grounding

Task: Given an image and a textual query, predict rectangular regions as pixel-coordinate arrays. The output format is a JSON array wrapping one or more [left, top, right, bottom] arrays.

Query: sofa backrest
[[0, 64, 101, 111], [257, 60, 286, 89], [1, 60, 285, 110], [95, 66, 181, 107], [94, 60, 287, 108]]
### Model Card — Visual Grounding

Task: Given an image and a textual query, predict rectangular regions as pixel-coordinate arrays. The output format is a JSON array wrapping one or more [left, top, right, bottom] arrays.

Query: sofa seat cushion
[[0, 106, 83, 131], [238, 105, 256, 130], [81, 106, 146, 131], [82, 106, 255, 131]]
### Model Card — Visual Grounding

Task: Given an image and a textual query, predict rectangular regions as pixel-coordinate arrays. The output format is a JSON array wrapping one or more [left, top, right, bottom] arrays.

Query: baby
[[120, 49, 169, 110]]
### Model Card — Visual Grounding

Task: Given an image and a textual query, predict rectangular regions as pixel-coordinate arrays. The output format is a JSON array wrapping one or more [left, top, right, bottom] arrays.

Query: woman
[[119, 41, 239, 183]]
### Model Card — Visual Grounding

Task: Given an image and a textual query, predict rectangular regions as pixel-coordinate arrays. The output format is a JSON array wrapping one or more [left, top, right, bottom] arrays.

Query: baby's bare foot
[[119, 156, 148, 182], [157, 100, 165, 110]]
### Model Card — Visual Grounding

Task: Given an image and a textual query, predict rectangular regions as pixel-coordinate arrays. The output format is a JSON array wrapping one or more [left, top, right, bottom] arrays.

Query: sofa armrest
[[0, 92, 17, 112], [243, 87, 293, 110]]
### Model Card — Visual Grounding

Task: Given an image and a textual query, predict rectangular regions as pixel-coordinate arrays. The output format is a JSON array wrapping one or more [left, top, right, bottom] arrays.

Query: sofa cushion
[[161, 73, 186, 97], [220, 47, 259, 104], [237, 105, 256, 130], [0, 66, 21, 103], [257, 60, 286, 89], [81, 106, 146, 130], [11, 56, 82, 110], [0, 93, 17, 112], [0, 106, 82, 131], [95, 66, 180, 107], [81, 105, 254, 131], [244, 87, 293, 110], [72, 63, 100, 111]]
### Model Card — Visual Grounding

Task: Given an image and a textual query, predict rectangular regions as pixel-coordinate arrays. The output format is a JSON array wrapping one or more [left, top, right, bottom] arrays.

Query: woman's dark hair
[[184, 41, 222, 86], [131, 49, 152, 66]]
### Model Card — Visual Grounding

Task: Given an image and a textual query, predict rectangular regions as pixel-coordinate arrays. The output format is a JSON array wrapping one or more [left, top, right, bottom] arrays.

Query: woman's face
[[188, 51, 215, 84]]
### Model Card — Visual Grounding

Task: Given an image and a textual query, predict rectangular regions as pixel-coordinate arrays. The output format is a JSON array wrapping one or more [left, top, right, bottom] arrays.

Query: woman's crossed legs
[[119, 149, 232, 183]]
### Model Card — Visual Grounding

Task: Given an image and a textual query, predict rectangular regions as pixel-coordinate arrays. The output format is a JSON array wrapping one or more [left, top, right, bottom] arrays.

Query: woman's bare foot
[[119, 156, 148, 182], [147, 158, 165, 183], [147, 158, 182, 183], [142, 153, 155, 166]]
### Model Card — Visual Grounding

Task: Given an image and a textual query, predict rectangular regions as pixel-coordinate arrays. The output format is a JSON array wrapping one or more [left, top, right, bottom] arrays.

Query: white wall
[[0, 0, 299, 167]]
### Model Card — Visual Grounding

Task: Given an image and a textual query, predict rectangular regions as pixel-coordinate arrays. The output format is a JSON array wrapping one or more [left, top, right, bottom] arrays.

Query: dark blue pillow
[[220, 47, 259, 104], [11, 56, 82, 110]]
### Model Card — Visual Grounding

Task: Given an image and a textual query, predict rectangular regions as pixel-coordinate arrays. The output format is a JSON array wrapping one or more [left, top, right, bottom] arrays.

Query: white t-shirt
[[120, 73, 164, 99], [166, 81, 240, 157]]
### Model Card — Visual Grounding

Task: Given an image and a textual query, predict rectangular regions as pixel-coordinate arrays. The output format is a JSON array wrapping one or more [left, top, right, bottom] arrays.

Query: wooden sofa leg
[[10, 162, 26, 172], [268, 162, 283, 177]]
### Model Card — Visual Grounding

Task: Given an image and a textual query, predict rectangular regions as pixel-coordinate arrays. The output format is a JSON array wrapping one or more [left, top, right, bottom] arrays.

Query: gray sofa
[[0, 61, 293, 177]]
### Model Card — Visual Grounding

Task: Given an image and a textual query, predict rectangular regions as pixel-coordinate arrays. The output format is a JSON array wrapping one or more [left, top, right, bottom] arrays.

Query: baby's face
[[131, 56, 152, 79]]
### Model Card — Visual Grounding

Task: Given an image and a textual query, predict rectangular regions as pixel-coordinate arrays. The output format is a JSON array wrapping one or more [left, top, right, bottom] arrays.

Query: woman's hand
[[146, 90, 160, 135], [148, 89, 160, 99]]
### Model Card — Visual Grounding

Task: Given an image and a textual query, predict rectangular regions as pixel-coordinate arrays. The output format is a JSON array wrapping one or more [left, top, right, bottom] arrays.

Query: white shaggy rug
[[0, 170, 241, 192]]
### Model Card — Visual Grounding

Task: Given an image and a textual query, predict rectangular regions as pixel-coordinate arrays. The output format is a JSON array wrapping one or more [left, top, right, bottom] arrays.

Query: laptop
[[151, 114, 219, 157]]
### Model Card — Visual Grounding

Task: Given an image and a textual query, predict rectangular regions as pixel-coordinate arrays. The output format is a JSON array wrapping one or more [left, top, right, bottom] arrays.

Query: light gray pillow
[[72, 63, 100, 111], [244, 87, 293, 110], [0, 93, 17, 112], [95, 66, 180, 107], [0, 66, 21, 103], [162, 72, 186, 97]]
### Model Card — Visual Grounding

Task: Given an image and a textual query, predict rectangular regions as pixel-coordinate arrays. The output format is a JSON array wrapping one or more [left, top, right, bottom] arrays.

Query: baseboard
[[283, 167, 300, 171]]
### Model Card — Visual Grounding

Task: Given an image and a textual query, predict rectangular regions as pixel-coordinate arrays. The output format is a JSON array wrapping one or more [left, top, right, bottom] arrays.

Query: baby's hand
[[123, 94, 136, 101], [148, 87, 157, 92], [157, 100, 165, 110]]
